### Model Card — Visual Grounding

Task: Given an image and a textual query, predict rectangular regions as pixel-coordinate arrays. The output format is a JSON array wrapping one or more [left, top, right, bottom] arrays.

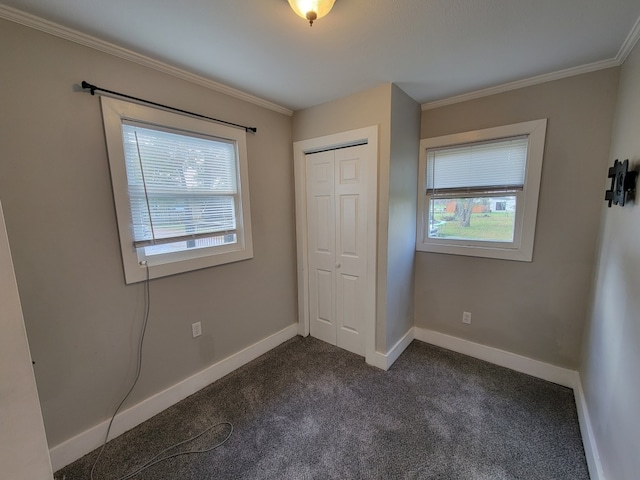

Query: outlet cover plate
[[192, 322, 202, 337]]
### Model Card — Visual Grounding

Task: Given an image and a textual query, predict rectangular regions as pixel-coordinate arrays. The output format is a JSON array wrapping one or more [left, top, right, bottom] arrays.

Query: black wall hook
[[605, 159, 637, 207]]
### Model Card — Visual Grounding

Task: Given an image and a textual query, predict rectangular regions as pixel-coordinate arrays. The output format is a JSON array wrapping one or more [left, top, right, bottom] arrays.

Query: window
[[101, 97, 253, 283], [416, 119, 546, 261]]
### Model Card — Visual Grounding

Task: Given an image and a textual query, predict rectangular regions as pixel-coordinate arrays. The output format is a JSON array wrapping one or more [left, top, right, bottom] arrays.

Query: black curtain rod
[[81, 81, 257, 133]]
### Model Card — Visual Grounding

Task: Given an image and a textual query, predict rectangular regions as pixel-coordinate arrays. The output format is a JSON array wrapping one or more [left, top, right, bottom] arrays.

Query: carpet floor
[[55, 336, 589, 479]]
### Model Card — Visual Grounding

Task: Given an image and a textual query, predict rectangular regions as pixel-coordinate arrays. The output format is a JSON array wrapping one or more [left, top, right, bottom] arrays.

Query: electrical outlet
[[192, 322, 202, 338], [462, 312, 472, 324]]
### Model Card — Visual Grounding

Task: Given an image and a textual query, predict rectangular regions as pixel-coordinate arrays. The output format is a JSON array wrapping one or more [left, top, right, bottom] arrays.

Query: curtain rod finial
[[81, 80, 96, 95]]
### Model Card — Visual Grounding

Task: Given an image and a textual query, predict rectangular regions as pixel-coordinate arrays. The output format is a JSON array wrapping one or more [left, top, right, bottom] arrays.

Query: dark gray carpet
[[55, 337, 589, 479]]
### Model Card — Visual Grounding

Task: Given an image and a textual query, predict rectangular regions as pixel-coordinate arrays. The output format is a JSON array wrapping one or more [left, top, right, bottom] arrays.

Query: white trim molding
[[371, 328, 415, 371], [49, 323, 298, 472], [421, 14, 640, 111], [573, 376, 606, 480], [421, 59, 619, 111], [617, 15, 640, 64], [0, 4, 293, 117], [413, 327, 577, 388]]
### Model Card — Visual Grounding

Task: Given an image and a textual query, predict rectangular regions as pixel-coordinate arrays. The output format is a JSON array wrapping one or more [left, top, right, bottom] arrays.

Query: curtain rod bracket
[[80, 80, 257, 133], [82, 80, 97, 96]]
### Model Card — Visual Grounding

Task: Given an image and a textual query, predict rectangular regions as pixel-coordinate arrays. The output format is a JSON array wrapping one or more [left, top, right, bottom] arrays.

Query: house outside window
[[494, 200, 508, 211], [101, 97, 253, 283], [416, 119, 547, 262]]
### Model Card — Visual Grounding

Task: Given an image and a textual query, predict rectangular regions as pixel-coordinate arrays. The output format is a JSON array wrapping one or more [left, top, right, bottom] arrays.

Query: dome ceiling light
[[288, 0, 337, 26]]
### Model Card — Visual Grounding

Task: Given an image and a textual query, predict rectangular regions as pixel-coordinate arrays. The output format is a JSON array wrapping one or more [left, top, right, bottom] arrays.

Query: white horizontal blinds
[[122, 122, 238, 248], [427, 136, 528, 194]]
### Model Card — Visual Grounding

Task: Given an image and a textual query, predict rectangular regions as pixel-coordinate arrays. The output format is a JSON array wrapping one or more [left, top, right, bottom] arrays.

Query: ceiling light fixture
[[288, 0, 336, 26]]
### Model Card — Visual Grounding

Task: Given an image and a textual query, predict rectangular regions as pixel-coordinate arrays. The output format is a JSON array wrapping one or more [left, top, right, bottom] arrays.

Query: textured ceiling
[[1, 0, 639, 111]]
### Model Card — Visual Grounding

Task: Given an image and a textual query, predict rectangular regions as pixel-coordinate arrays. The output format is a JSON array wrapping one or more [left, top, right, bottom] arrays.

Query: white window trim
[[416, 119, 546, 262], [101, 97, 253, 283]]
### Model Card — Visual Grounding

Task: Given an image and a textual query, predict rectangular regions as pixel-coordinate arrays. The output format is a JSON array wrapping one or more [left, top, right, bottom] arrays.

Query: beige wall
[[417, 68, 619, 368], [386, 85, 420, 349], [580, 42, 640, 479], [293, 84, 393, 353], [0, 20, 296, 448]]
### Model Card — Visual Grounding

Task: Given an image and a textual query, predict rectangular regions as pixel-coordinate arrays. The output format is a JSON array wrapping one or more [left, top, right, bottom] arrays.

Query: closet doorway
[[293, 126, 378, 363]]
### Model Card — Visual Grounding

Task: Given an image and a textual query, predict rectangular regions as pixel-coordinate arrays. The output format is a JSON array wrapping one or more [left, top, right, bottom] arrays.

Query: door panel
[[334, 146, 367, 355], [306, 151, 336, 346], [316, 269, 334, 325], [338, 274, 359, 332], [338, 195, 359, 256], [306, 145, 368, 357], [314, 196, 333, 253], [339, 158, 359, 183]]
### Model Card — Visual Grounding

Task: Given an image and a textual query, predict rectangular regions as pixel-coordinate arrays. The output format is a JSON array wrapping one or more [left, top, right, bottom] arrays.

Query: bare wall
[[386, 85, 420, 349], [417, 68, 619, 368], [0, 20, 296, 448], [580, 41, 640, 479]]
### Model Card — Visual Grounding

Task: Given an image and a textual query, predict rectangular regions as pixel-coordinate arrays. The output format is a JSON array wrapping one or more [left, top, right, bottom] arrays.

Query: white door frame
[[293, 126, 378, 366]]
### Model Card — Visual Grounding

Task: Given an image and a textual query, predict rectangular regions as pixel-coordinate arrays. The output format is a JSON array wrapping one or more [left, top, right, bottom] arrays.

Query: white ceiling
[[2, 0, 640, 112]]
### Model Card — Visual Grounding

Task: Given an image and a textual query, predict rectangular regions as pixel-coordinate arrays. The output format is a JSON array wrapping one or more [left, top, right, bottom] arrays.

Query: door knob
[[335, 262, 341, 268]]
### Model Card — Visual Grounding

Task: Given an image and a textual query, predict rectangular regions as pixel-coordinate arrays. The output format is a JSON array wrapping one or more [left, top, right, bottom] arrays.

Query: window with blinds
[[122, 123, 239, 255], [426, 136, 528, 195], [101, 97, 253, 283], [416, 119, 547, 262], [425, 136, 528, 244]]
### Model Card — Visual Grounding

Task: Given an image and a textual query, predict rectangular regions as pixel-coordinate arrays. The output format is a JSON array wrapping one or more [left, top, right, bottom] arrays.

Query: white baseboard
[[413, 327, 577, 388], [49, 323, 298, 472], [573, 375, 606, 480], [50, 324, 606, 477], [370, 327, 414, 371]]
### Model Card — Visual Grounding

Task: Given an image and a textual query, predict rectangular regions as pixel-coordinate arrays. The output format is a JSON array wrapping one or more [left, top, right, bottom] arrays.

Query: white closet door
[[306, 145, 368, 356], [306, 150, 337, 346], [334, 145, 367, 355]]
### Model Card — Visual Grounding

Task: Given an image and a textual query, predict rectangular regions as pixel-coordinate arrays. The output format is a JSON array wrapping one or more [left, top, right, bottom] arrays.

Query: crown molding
[[422, 13, 640, 111], [421, 58, 620, 111], [3, 3, 638, 117], [616, 14, 640, 64], [0, 4, 294, 117]]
